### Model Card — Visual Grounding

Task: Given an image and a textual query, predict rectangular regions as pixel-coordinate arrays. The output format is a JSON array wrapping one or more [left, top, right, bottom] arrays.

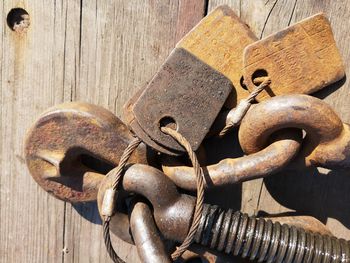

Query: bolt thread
[[194, 204, 350, 263]]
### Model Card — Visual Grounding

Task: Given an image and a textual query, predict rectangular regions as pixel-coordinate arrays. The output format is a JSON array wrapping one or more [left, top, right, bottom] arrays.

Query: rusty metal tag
[[131, 48, 232, 155], [123, 5, 258, 155], [177, 5, 258, 108], [243, 13, 345, 101]]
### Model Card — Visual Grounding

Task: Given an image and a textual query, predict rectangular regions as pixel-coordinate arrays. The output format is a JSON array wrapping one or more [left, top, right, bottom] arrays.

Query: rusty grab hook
[[24, 102, 154, 202], [98, 164, 347, 263], [239, 94, 350, 169]]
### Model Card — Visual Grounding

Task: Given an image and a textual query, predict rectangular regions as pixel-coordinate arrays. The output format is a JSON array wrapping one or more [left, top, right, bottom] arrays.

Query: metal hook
[[25, 102, 154, 202]]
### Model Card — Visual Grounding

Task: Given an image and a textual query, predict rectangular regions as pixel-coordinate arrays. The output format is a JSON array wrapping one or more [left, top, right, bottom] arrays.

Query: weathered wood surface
[[1, 1, 350, 262]]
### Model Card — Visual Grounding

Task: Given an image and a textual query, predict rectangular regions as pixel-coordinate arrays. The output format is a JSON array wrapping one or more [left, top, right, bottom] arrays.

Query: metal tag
[[123, 6, 258, 155], [177, 5, 258, 108], [243, 13, 345, 101], [131, 48, 232, 155]]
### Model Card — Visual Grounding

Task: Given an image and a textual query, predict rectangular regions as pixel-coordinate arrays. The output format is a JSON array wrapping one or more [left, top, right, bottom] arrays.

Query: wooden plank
[[63, 1, 205, 262], [3, 1, 350, 262], [208, 0, 240, 17], [0, 0, 78, 262], [240, 0, 298, 38], [1, 0, 204, 262]]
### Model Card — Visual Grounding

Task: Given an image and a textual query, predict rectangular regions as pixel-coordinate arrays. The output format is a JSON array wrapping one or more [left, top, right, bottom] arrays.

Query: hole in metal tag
[[159, 116, 178, 131]]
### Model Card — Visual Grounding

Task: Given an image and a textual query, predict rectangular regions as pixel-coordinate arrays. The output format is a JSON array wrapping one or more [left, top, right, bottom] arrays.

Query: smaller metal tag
[[132, 48, 232, 155], [243, 13, 345, 101]]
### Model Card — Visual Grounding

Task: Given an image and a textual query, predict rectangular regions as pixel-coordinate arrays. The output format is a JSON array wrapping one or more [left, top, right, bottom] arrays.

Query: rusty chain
[[101, 162, 350, 263]]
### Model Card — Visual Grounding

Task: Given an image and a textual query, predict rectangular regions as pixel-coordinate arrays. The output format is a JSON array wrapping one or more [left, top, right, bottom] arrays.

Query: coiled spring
[[195, 205, 350, 263]]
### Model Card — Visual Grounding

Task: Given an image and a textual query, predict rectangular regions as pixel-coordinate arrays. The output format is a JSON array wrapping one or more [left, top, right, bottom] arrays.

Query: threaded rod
[[194, 204, 350, 263]]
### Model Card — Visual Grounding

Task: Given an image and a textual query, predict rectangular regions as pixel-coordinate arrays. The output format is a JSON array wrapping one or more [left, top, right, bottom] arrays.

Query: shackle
[[98, 163, 195, 243], [239, 94, 350, 169], [162, 129, 302, 190], [24, 102, 154, 202], [98, 164, 350, 263]]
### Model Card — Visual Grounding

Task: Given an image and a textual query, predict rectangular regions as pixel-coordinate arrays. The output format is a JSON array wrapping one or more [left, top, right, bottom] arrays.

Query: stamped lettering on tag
[[243, 13, 345, 101], [178, 5, 258, 108]]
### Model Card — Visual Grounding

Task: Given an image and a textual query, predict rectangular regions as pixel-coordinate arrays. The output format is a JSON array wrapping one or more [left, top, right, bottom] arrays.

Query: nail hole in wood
[[7, 8, 30, 33]]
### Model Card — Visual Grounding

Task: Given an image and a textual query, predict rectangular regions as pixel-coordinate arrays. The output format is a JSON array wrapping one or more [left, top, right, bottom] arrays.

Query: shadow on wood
[[313, 75, 346, 100], [202, 130, 243, 210], [263, 167, 350, 229], [72, 201, 103, 225]]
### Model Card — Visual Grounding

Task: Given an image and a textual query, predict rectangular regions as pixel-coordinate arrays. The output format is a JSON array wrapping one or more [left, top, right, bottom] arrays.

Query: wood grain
[[0, 1, 72, 262], [2, 1, 350, 262]]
